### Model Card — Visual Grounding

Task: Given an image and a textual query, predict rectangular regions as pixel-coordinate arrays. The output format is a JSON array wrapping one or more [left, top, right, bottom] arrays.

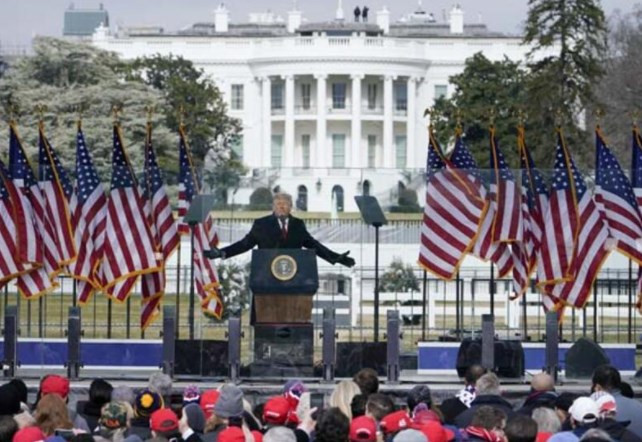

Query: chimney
[[287, 8, 302, 33], [449, 4, 464, 34], [376, 6, 390, 34], [214, 3, 229, 33], [335, 0, 344, 21]]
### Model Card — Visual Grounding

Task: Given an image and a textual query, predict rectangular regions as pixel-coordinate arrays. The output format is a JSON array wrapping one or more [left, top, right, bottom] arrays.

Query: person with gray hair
[[532, 407, 561, 435], [147, 372, 172, 405], [264, 426, 297, 442], [111, 386, 135, 406], [454, 373, 516, 428]]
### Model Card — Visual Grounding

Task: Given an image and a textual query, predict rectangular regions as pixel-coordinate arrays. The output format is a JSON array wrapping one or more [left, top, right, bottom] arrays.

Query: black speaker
[[253, 324, 313, 367], [175, 340, 228, 377], [565, 338, 609, 379], [335, 342, 387, 377], [456, 338, 524, 378]]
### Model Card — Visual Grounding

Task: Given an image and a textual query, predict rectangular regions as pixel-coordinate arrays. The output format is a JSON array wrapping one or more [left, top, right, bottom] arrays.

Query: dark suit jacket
[[221, 214, 342, 264]]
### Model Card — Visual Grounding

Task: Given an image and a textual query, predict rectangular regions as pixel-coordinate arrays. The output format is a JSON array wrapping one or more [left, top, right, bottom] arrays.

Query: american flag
[[490, 128, 523, 243], [139, 123, 180, 329], [99, 124, 160, 302], [418, 128, 486, 280], [69, 126, 107, 304], [179, 127, 223, 318], [38, 126, 76, 268], [540, 130, 610, 309], [9, 123, 58, 298], [630, 126, 642, 311], [452, 135, 513, 277], [594, 128, 642, 264]]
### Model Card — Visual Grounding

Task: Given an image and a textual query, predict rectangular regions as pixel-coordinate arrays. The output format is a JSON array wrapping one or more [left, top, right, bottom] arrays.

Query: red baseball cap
[[262, 396, 291, 425], [380, 410, 412, 435], [414, 421, 455, 442], [150, 408, 179, 433], [40, 375, 70, 400], [200, 390, 220, 419], [218, 426, 245, 442], [251, 430, 264, 442], [349, 415, 377, 441], [12, 426, 46, 442]]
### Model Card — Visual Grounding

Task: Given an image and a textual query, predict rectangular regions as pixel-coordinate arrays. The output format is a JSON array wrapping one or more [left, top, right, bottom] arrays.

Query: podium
[[249, 249, 318, 376]]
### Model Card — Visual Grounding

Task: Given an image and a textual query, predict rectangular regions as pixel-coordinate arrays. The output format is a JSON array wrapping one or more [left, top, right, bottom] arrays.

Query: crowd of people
[[0, 364, 641, 442]]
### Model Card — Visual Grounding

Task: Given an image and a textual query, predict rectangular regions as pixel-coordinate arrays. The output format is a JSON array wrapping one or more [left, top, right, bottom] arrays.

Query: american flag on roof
[[38, 125, 76, 268], [452, 133, 513, 278], [69, 125, 107, 304], [139, 123, 180, 329], [418, 127, 486, 280], [178, 127, 223, 318], [99, 124, 160, 302], [630, 126, 642, 311], [540, 129, 610, 309], [595, 128, 642, 264], [9, 123, 58, 298]]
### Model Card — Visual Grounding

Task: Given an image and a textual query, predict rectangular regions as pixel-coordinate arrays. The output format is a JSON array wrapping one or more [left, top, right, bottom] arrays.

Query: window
[[395, 135, 407, 168], [394, 80, 407, 111], [301, 134, 310, 168], [271, 82, 284, 110], [367, 135, 377, 168], [363, 180, 371, 196], [297, 185, 308, 211], [230, 135, 243, 160], [271, 134, 283, 167], [301, 83, 311, 110], [332, 185, 344, 212], [332, 134, 346, 168], [332, 82, 347, 109], [434, 84, 448, 100], [367, 83, 378, 109], [231, 84, 244, 110]]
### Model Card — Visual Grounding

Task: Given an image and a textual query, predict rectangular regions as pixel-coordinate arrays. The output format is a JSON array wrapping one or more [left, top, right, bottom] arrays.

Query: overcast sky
[[0, 0, 638, 50]]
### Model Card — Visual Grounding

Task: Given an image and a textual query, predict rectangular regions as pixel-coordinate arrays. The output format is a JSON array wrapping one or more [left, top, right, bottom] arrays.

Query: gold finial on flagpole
[[145, 105, 155, 124], [631, 110, 639, 128], [594, 108, 604, 129], [489, 107, 496, 129], [6, 100, 19, 124], [177, 104, 185, 130], [111, 103, 123, 124], [34, 104, 47, 123], [554, 108, 563, 129], [76, 104, 86, 129]]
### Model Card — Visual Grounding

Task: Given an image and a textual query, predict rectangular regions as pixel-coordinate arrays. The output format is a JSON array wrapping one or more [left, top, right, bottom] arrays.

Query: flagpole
[[421, 270, 427, 341], [628, 258, 633, 343], [455, 271, 460, 340], [189, 225, 196, 340], [489, 262, 495, 317], [175, 241, 182, 338]]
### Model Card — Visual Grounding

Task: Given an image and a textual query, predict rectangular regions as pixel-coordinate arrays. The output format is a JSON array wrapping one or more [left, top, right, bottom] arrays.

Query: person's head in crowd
[[183, 385, 201, 406], [619, 381, 634, 399], [148, 372, 172, 401], [40, 375, 70, 402], [349, 415, 377, 442], [568, 397, 599, 428], [365, 393, 394, 422], [465, 365, 487, 388], [476, 373, 501, 396], [578, 428, 612, 442], [264, 426, 297, 442], [353, 368, 379, 396], [0, 382, 21, 416], [407, 385, 442, 422], [414, 420, 455, 442], [134, 389, 163, 419], [505, 415, 538, 442], [88, 379, 112, 408], [262, 396, 291, 426], [35, 393, 73, 436], [531, 373, 555, 393], [315, 407, 350, 442], [532, 407, 561, 434], [393, 429, 428, 442], [200, 390, 220, 420], [0, 415, 18, 442], [283, 379, 307, 411], [380, 410, 412, 438], [182, 403, 206, 434], [213, 384, 244, 420], [471, 406, 507, 433], [589, 392, 616, 419], [12, 426, 46, 442], [149, 408, 179, 440], [111, 386, 135, 406], [351, 394, 368, 419], [554, 392, 578, 424], [591, 365, 620, 393], [329, 380, 361, 420], [217, 425, 245, 442], [9, 380, 28, 406], [97, 401, 129, 440]]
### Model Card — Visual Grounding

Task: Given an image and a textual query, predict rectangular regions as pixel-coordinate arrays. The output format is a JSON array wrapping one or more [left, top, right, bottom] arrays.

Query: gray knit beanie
[[213, 384, 244, 418]]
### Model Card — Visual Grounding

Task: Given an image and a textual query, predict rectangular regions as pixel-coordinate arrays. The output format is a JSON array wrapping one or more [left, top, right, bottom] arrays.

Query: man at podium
[[205, 192, 355, 267]]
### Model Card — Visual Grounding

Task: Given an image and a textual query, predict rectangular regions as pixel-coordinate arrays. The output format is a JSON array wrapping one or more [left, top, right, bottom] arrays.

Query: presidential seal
[[271, 254, 297, 281]]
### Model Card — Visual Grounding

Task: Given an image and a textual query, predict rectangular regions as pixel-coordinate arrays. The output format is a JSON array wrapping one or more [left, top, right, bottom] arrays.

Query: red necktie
[[281, 220, 288, 238]]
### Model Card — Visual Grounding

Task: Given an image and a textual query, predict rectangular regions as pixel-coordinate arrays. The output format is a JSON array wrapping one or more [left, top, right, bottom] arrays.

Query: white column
[[261, 77, 272, 167], [351, 74, 363, 168], [315, 74, 327, 168], [406, 77, 417, 168], [383, 75, 394, 168], [284, 75, 295, 168]]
